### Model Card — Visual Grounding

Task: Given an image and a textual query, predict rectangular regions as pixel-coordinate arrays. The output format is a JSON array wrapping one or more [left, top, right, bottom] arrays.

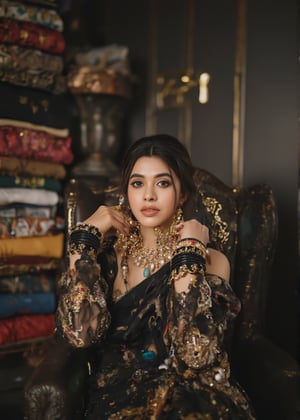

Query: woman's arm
[[166, 220, 239, 373], [173, 219, 230, 294], [56, 205, 129, 348]]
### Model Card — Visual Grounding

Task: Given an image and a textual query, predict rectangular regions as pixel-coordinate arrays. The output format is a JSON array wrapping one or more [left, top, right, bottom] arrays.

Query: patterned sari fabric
[[0, 84, 71, 130], [0, 256, 62, 276], [0, 175, 63, 191], [0, 43, 66, 93], [0, 215, 63, 238], [0, 68, 66, 93], [0, 271, 56, 293], [0, 313, 55, 344], [0, 232, 64, 258], [0, 157, 67, 179], [0, 125, 73, 164], [0, 18, 65, 54], [0, 188, 60, 206], [0, 44, 64, 73], [0, 0, 64, 31], [56, 240, 256, 419]]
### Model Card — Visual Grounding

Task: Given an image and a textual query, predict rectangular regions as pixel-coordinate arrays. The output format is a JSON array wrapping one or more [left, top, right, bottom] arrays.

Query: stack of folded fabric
[[0, 0, 73, 345]]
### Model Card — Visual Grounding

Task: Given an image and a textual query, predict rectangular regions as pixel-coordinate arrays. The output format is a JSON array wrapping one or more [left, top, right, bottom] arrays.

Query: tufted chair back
[[24, 168, 299, 420]]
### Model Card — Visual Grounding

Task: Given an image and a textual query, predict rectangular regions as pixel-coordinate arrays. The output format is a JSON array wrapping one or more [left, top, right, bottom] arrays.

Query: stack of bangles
[[68, 223, 103, 259], [171, 238, 207, 281]]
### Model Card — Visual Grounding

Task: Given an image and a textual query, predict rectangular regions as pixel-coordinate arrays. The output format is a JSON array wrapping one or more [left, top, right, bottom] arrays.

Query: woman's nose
[[144, 193, 154, 201], [144, 188, 156, 201]]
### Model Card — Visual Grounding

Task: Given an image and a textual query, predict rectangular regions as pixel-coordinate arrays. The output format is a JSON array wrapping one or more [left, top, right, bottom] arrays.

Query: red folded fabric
[[0, 126, 73, 164], [0, 313, 55, 345], [0, 18, 65, 54]]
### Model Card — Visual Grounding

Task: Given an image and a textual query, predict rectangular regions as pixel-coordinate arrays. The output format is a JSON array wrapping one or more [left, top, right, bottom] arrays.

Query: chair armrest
[[233, 334, 299, 420], [24, 335, 89, 420]]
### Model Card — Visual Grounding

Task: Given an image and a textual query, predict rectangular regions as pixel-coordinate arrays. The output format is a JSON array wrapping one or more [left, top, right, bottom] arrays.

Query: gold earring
[[175, 207, 184, 224], [118, 194, 125, 207]]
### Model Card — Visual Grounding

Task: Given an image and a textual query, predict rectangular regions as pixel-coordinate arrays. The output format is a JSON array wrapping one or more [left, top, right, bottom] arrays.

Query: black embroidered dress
[[56, 238, 256, 419]]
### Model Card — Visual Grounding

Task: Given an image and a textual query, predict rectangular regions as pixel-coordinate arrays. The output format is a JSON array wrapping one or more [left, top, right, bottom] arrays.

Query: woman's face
[[127, 156, 184, 230]]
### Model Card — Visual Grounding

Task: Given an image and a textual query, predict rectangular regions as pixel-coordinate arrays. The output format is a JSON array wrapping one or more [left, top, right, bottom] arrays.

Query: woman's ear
[[179, 193, 188, 206]]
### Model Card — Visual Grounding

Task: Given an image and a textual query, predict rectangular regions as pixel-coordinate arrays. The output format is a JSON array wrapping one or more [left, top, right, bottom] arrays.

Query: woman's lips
[[141, 207, 159, 216]]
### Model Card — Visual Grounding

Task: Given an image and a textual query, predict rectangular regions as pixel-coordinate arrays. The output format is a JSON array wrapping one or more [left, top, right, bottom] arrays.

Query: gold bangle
[[172, 244, 207, 260]]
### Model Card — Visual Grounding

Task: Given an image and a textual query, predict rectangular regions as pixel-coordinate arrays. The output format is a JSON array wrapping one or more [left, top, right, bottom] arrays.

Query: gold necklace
[[115, 208, 183, 287], [128, 227, 178, 278]]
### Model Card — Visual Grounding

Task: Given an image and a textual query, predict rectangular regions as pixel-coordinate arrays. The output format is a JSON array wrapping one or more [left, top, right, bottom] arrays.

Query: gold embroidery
[[20, 30, 29, 41], [15, 176, 45, 189], [19, 95, 28, 105], [41, 99, 49, 111], [202, 195, 229, 244]]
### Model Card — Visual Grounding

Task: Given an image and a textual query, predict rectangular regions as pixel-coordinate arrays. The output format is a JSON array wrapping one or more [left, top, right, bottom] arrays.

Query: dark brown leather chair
[[24, 168, 299, 420]]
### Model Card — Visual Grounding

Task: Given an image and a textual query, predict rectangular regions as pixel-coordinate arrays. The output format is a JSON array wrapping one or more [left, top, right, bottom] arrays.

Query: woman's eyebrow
[[129, 172, 172, 179]]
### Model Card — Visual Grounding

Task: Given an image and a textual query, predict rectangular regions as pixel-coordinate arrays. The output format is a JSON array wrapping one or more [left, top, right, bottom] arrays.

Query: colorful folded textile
[[0, 156, 67, 179], [0, 271, 56, 293], [0, 188, 59, 206], [0, 86, 71, 132], [0, 83, 71, 130], [0, 1, 64, 31], [0, 18, 65, 54], [0, 126, 73, 164], [0, 232, 64, 258], [0, 215, 64, 238], [0, 175, 62, 191], [0, 43, 64, 73], [0, 313, 55, 344], [0, 126, 72, 163], [0, 292, 56, 318], [0, 118, 69, 138], [0, 68, 66, 94], [0, 203, 58, 219], [0, 257, 62, 276]]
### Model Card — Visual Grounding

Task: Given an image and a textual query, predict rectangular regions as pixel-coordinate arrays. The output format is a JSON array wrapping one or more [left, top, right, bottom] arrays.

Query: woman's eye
[[157, 180, 171, 188], [130, 180, 143, 188]]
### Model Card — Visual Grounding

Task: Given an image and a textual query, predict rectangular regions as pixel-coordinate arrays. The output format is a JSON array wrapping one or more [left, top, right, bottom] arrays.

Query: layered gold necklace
[[115, 209, 182, 288]]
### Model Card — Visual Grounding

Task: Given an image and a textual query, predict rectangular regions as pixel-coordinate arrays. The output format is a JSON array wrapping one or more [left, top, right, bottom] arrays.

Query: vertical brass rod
[[178, 0, 195, 152], [145, 0, 159, 136], [232, 0, 247, 186], [185, 0, 195, 74]]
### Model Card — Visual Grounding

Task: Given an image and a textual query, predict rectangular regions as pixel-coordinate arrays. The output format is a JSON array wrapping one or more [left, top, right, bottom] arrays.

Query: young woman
[[56, 134, 256, 419]]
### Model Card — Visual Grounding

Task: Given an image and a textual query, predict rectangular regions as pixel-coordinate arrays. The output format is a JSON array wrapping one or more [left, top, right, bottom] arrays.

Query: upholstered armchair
[[24, 168, 298, 420]]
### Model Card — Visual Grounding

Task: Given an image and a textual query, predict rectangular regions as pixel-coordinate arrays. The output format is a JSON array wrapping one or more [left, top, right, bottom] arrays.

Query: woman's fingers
[[178, 219, 209, 245], [83, 205, 130, 235]]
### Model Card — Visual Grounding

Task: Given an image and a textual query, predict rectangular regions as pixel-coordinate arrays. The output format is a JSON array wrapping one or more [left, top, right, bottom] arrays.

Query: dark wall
[[245, 0, 298, 356], [191, 0, 236, 184]]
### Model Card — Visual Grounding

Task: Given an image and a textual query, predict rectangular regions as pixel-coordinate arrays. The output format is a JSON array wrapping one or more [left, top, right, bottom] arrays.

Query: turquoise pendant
[[143, 267, 150, 278], [142, 350, 156, 361]]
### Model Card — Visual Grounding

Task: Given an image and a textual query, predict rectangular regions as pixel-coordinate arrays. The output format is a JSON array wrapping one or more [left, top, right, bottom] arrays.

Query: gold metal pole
[[145, 0, 159, 136], [178, 0, 195, 153], [232, 0, 247, 186]]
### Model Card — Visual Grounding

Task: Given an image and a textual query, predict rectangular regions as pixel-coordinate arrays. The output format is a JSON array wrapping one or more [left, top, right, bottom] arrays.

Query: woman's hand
[[177, 219, 209, 246], [83, 205, 130, 236]]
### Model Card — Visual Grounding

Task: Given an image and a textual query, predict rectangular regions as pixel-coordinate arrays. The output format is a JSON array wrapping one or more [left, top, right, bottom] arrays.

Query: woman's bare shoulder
[[205, 248, 230, 281]]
